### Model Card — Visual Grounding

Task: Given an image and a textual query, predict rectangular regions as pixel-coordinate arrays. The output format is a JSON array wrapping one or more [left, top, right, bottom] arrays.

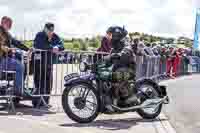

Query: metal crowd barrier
[[26, 49, 168, 105], [0, 51, 27, 112], [0, 49, 197, 113]]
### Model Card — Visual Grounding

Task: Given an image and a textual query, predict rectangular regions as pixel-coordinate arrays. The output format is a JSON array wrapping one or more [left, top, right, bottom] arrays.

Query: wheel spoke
[[79, 87, 84, 96], [86, 100, 97, 106], [81, 88, 90, 99], [84, 105, 94, 111], [83, 89, 91, 99]]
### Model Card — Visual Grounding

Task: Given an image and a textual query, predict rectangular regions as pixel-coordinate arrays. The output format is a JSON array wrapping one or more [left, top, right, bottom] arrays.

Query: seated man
[[103, 26, 138, 112], [0, 16, 30, 96]]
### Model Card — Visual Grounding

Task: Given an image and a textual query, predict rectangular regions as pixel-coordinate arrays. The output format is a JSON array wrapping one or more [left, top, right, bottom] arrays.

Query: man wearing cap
[[33, 23, 64, 108], [0, 16, 31, 96]]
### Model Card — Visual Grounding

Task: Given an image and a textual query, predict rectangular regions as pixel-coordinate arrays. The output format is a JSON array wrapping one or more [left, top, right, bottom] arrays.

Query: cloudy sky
[[0, 0, 200, 39]]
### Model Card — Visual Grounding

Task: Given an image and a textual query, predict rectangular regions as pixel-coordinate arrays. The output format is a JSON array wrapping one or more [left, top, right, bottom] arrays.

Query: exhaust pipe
[[111, 96, 168, 112]]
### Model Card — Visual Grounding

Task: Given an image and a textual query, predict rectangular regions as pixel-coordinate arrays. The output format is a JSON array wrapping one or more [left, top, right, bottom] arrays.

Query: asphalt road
[[0, 103, 169, 133], [160, 75, 200, 133]]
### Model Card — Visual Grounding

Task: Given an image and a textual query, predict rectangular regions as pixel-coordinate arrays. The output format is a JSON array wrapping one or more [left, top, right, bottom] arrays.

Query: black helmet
[[107, 26, 128, 51], [107, 26, 128, 41]]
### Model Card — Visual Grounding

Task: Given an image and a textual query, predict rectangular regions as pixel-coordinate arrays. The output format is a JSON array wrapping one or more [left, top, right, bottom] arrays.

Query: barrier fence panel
[[0, 51, 27, 112], [24, 49, 111, 111], [136, 56, 144, 79]]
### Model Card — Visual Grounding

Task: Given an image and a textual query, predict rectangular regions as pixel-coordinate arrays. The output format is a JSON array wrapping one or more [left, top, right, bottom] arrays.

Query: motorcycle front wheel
[[62, 83, 100, 123], [136, 83, 162, 119]]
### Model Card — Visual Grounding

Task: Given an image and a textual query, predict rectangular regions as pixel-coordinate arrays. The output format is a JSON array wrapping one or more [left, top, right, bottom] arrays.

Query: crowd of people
[[97, 29, 193, 79]]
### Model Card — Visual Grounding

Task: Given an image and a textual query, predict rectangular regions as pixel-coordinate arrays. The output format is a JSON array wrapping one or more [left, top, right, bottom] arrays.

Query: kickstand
[[36, 96, 49, 108]]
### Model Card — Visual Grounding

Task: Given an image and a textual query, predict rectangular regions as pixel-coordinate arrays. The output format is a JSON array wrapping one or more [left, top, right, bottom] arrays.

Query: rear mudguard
[[64, 73, 96, 87], [136, 78, 167, 98]]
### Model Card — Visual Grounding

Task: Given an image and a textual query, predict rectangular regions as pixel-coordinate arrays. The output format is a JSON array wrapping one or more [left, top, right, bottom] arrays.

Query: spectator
[[173, 49, 182, 77], [130, 37, 149, 56], [132, 37, 157, 78], [33, 23, 64, 108], [144, 43, 155, 56], [131, 36, 144, 79], [0, 16, 30, 96], [160, 47, 167, 75], [152, 46, 160, 56], [166, 47, 176, 78], [152, 46, 161, 76], [131, 36, 147, 56], [143, 43, 155, 77], [177, 48, 190, 75], [97, 28, 112, 53], [94, 28, 112, 63]]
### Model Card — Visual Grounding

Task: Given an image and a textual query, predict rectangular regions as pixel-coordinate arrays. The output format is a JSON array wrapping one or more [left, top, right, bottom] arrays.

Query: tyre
[[136, 83, 162, 119], [62, 83, 100, 123]]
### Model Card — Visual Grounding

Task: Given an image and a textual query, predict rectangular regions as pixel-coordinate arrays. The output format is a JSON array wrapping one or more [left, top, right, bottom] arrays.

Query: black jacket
[[33, 31, 64, 65]]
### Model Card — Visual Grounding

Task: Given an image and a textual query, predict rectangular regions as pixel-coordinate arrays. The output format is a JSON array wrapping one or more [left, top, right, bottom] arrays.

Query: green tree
[[73, 41, 81, 50], [80, 43, 88, 51], [64, 42, 73, 50], [176, 37, 193, 48], [89, 37, 100, 48], [79, 39, 88, 51], [25, 40, 33, 48]]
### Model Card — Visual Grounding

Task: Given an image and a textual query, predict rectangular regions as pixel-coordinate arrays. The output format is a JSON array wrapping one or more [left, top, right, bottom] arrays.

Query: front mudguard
[[64, 77, 91, 87], [136, 78, 167, 98], [64, 73, 95, 88]]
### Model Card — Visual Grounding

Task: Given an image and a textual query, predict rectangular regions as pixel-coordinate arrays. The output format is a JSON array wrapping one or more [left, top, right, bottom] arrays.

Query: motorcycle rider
[[104, 26, 138, 112]]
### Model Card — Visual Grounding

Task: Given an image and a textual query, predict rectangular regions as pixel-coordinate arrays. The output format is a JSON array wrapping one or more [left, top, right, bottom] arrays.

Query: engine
[[112, 80, 135, 98], [111, 67, 136, 98]]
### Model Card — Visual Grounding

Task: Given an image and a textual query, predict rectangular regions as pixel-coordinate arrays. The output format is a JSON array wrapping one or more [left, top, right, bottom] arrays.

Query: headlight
[[79, 62, 87, 72]]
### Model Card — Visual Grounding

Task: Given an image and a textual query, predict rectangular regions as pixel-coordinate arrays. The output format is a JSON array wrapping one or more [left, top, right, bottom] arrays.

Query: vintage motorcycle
[[62, 54, 169, 123]]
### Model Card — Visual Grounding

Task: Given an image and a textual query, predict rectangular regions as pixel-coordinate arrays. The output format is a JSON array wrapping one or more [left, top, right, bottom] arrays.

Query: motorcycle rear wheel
[[136, 83, 162, 119], [62, 83, 100, 123]]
